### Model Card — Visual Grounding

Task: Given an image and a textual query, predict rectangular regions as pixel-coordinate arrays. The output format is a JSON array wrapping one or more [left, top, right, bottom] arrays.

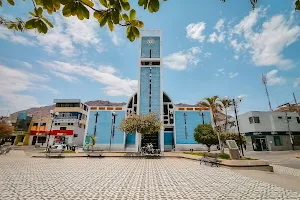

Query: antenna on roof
[[262, 73, 273, 111]]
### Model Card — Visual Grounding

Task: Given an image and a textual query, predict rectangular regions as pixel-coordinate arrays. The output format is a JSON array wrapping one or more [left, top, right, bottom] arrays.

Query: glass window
[[60, 127, 66, 130], [294, 136, 300, 146], [278, 116, 282, 119], [287, 117, 291, 120], [297, 117, 300, 123], [33, 123, 38, 126], [249, 117, 253, 124], [274, 136, 282, 146], [254, 117, 260, 123]]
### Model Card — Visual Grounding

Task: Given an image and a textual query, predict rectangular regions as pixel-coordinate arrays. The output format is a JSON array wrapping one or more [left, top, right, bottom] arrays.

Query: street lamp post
[[109, 111, 117, 151], [198, 112, 205, 124], [46, 110, 59, 152], [225, 96, 244, 156], [286, 104, 295, 151]]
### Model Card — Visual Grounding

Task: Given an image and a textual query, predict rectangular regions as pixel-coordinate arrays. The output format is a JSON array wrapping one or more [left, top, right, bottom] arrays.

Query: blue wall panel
[[164, 132, 173, 145], [139, 67, 150, 115], [87, 111, 125, 145], [151, 67, 161, 114], [126, 133, 136, 145], [175, 111, 211, 144]]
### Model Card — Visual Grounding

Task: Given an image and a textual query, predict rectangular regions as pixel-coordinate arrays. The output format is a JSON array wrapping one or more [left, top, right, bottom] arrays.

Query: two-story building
[[48, 99, 88, 147], [238, 111, 300, 151]]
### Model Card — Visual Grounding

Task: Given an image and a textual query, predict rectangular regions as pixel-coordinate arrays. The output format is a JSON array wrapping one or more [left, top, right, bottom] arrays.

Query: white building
[[238, 111, 300, 151]]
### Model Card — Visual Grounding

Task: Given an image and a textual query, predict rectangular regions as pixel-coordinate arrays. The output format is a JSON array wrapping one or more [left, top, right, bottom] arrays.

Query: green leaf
[[38, 20, 48, 33], [138, 0, 147, 6], [296, 1, 300, 10], [80, 3, 90, 19], [42, 17, 54, 28], [0, 0, 3, 7], [99, 0, 107, 8], [25, 19, 36, 29], [62, 3, 73, 17], [132, 26, 140, 37], [122, 13, 129, 21], [114, 0, 121, 11], [81, 0, 94, 7], [99, 13, 108, 27], [135, 20, 144, 28], [7, 24, 15, 29], [107, 18, 114, 31], [148, 0, 159, 13], [129, 9, 136, 21], [111, 10, 119, 24], [36, 7, 43, 16], [120, 0, 130, 11], [29, 12, 36, 17], [7, 0, 14, 6]]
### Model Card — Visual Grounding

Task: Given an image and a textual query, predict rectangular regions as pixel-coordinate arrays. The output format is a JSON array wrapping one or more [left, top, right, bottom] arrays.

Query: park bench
[[46, 149, 63, 158], [87, 151, 102, 158], [200, 152, 220, 167]]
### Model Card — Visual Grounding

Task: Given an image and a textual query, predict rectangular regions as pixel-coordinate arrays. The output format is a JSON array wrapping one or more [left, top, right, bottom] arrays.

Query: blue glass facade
[[141, 36, 160, 58], [175, 111, 211, 144], [164, 132, 173, 145], [139, 67, 150, 115], [151, 67, 161, 114], [125, 133, 136, 145]]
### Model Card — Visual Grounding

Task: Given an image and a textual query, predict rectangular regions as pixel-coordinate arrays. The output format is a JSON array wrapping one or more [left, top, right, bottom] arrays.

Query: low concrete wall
[[175, 144, 217, 151]]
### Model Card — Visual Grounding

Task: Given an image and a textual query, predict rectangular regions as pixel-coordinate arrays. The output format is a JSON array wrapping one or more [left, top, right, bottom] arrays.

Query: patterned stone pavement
[[1, 157, 300, 200], [272, 165, 300, 178]]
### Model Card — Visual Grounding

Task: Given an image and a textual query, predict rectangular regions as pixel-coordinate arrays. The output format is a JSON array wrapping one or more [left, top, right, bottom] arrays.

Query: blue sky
[[0, 0, 300, 114]]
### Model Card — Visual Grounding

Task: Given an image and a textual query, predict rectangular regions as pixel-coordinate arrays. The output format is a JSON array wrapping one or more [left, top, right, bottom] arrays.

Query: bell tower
[[137, 30, 164, 151]]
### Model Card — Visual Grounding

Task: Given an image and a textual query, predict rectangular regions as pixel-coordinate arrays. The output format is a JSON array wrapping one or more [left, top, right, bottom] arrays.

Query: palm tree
[[198, 95, 222, 150], [219, 98, 233, 132]]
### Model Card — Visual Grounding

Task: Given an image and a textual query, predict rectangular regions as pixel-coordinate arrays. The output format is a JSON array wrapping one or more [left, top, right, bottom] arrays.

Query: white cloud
[[186, 22, 206, 42], [20, 62, 33, 69], [215, 19, 225, 32], [237, 94, 247, 99], [50, 70, 78, 83], [0, 14, 105, 57], [231, 8, 300, 69], [234, 55, 239, 60], [204, 52, 212, 58], [208, 32, 225, 43], [40, 61, 137, 96], [107, 27, 124, 46], [228, 72, 239, 78], [0, 27, 35, 46], [265, 69, 286, 86], [164, 47, 201, 71], [0, 65, 57, 112], [208, 19, 226, 43], [294, 78, 300, 88], [217, 68, 225, 73]]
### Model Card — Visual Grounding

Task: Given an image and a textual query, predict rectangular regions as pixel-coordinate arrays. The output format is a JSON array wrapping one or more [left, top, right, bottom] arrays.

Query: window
[[74, 134, 78, 137], [60, 127, 67, 130], [33, 123, 38, 126], [278, 116, 282, 119], [273, 136, 282, 146], [249, 117, 253, 124], [68, 123, 74, 126], [40, 123, 46, 126], [297, 117, 300, 123], [287, 117, 291, 120], [254, 117, 260, 123], [83, 125, 86, 129]]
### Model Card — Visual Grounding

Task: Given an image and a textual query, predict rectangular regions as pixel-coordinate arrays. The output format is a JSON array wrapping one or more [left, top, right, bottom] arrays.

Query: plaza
[[1, 156, 300, 200]]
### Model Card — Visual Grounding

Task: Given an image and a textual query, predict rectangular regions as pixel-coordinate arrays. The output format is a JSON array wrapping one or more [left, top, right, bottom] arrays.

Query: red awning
[[30, 130, 73, 136]]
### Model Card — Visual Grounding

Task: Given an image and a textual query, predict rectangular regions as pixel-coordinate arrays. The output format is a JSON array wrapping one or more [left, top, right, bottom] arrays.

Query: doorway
[[253, 137, 268, 151]]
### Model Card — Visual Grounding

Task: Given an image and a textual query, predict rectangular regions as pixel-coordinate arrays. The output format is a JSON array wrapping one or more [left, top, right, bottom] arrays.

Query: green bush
[[218, 152, 230, 159]]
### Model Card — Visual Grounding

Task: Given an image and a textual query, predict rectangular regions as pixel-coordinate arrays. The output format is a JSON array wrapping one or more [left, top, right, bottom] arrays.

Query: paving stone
[[0, 157, 300, 199]]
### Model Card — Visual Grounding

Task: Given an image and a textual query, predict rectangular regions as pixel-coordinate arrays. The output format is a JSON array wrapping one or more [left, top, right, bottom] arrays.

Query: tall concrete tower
[[137, 30, 164, 151]]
